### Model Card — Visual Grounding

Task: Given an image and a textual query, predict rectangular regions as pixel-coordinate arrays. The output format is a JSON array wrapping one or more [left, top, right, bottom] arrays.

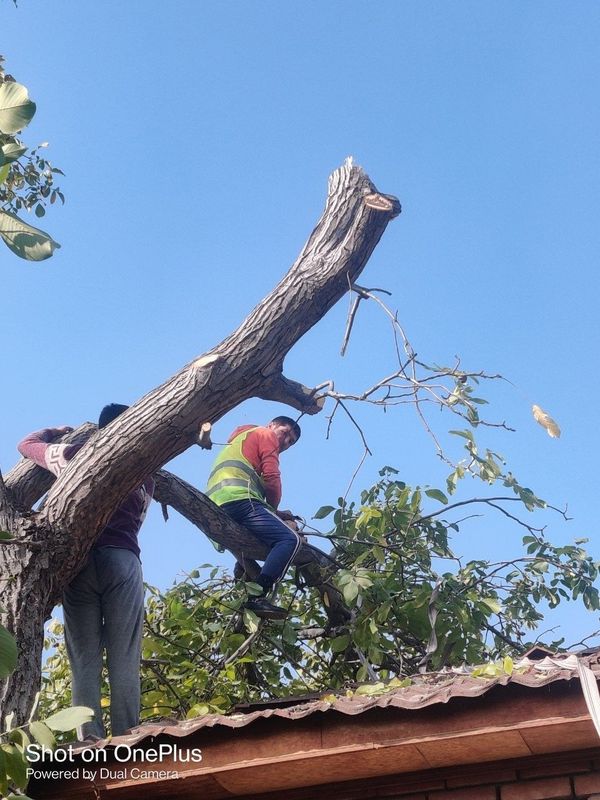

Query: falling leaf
[[532, 404, 561, 438]]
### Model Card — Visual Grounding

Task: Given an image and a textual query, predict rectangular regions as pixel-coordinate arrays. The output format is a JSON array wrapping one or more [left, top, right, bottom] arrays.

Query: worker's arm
[[17, 426, 77, 477], [243, 428, 282, 508]]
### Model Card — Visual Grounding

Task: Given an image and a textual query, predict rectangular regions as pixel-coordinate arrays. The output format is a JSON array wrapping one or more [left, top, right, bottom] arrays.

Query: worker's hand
[[278, 510, 306, 537], [48, 426, 74, 440]]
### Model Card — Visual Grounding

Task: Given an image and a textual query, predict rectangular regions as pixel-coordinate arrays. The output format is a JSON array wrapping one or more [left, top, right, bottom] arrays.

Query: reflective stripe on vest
[[205, 428, 266, 505]]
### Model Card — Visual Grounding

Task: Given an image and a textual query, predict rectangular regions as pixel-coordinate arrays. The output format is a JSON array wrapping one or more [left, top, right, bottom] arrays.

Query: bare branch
[[322, 284, 518, 473], [567, 629, 600, 651], [221, 626, 264, 668], [340, 288, 364, 357], [0, 469, 7, 510], [483, 621, 521, 649], [336, 399, 372, 456], [256, 374, 326, 415], [342, 447, 370, 507], [416, 496, 545, 525], [487, 501, 546, 534]]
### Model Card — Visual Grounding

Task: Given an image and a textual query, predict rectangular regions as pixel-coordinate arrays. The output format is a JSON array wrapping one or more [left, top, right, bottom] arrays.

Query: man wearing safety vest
[[206, 416, 302, 619]]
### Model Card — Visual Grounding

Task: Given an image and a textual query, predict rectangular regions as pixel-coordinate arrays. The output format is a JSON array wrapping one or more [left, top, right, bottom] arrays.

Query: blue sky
[[2, 1, 600, 649]]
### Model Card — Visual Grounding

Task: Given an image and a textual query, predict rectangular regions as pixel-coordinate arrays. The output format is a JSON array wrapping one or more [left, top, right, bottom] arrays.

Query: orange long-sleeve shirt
[[229, 425, 282, 508]]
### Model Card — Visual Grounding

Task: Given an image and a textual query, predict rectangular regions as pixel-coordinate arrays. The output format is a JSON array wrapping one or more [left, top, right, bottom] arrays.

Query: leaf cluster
[[38, 465, 600, 725], [0, 55, 62, 260]]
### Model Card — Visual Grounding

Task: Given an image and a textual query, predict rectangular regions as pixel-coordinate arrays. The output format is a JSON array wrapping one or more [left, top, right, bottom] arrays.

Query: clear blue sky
[[2, 1, 599, 649]]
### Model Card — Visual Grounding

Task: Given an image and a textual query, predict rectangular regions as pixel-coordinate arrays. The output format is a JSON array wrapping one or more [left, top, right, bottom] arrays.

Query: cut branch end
[[197, 422, 213, 450]]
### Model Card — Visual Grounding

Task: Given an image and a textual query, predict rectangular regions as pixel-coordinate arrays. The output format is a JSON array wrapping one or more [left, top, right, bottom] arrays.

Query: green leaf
[[531, 560, 549, 573], [9, 728, 30, 749], [387, 676, 412, 689], [472, 663, 504, 678], [186, 704, 210, 719], [29, 721, 56, 748], [481, 597, 502, 614], [356, 507, 382, 529], [449, 429, 475, 442], [1, 744, 27, 790], [0, 531, 15, 541], [342, 580, 359, 604], [313, 505, 335, 520], [0, 625, 17, 679], [425, 488, 448, 505], [410, 489, 422, 511], [0, 142, 27, 165], [0, 209, 60, 261], [0, 82, 37, 134], [354, 682, 385, 696], [44, 706, 93, 732], [0, 163, 9, 185], [243, 610, 259, 634], [330, 635, 350, 653], [320, 693, 338, 704], [0, 748, 6, 796]]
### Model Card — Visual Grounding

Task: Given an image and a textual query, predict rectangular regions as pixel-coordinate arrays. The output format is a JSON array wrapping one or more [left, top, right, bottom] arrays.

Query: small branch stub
[[197, 422, 213, 450], [364, 192, 401, 217]]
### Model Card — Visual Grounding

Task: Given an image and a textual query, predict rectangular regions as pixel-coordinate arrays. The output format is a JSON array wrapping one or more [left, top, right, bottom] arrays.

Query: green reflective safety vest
[[205, 427, 267, 506]]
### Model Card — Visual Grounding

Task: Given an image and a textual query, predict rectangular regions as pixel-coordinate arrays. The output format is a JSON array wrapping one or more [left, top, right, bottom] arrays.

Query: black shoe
[[245, 597, 288, 620]]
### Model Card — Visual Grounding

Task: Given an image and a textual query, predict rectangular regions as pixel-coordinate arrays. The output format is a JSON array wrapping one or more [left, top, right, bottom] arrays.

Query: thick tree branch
[[4, 445, 351, 625], [36, 160, 400, 560], [255, 375, 326, 415], [152, 471, 316, 566], [153, 471, 351, 627]]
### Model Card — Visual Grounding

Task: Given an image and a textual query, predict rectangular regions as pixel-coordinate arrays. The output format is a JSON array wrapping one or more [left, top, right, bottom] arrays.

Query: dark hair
[[270, 415, 301, 440], [98, 403, 129, 429]]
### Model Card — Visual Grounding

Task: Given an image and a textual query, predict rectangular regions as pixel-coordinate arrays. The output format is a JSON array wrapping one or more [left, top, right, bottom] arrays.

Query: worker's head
[[98, 403, 129, 429], [268, 416, 301, 452]]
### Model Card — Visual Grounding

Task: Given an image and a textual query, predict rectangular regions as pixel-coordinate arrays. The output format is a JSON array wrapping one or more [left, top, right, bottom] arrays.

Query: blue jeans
[[62, 546, 144, 739], [221, 500, 302, 590]]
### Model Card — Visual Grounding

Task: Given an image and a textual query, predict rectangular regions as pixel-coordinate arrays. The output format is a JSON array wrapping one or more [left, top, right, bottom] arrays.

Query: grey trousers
[[62, 546, 144, 739]]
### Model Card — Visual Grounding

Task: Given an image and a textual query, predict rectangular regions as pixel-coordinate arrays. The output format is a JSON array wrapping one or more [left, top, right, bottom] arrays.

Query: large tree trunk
[[0, 159, 400, 725], [0, 503, 54, 723]]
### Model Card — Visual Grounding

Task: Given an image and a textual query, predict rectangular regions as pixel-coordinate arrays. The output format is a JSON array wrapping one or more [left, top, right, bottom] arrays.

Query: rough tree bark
[[0, 158, 400, 725]]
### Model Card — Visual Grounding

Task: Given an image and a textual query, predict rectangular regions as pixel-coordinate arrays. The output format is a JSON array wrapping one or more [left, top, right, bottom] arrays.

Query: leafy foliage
[[0, 55, 64, 260], [40, 464, 600, 727], [0, 623, 91, 799]]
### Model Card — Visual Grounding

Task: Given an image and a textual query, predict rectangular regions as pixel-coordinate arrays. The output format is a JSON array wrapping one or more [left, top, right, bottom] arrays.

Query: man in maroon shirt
[[18, 404, 154, 739]]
